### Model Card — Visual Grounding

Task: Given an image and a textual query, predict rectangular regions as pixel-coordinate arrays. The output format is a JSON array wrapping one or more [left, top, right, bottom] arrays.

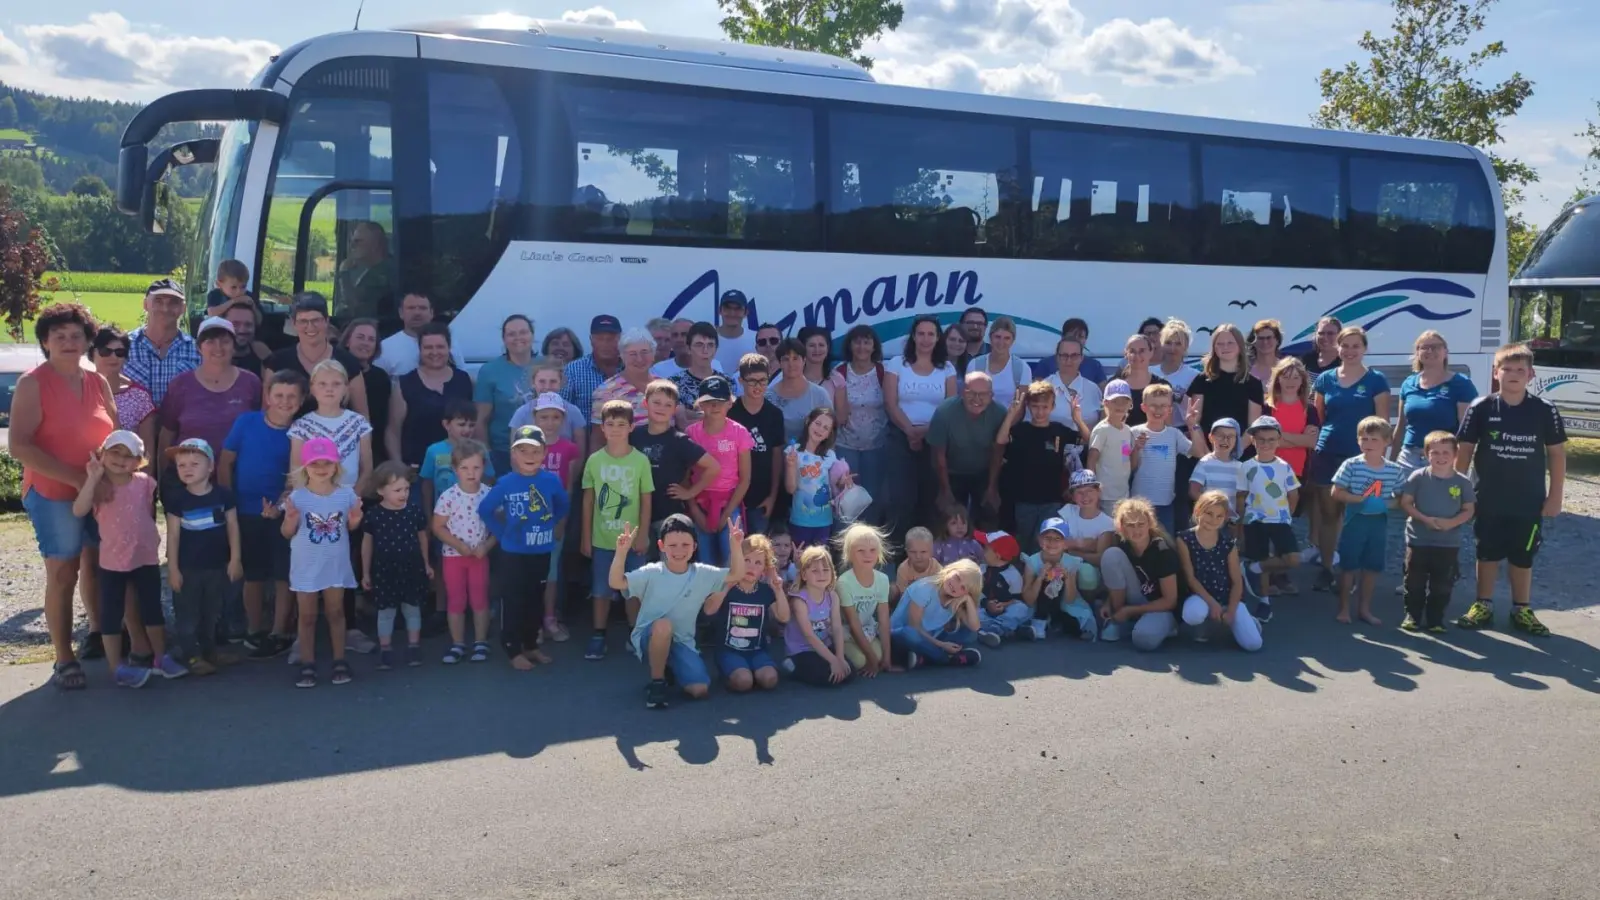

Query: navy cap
[[590, 315, 622, 335], [719, 289, 748, 308], [696, 374, 734, 403]]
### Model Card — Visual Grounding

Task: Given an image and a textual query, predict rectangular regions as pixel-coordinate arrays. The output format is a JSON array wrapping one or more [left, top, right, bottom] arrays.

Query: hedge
[[0, 448, 20, 510]]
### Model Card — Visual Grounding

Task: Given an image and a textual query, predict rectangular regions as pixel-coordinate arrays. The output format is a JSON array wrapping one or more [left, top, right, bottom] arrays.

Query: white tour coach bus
[[117, 15, 1506, 388], [1510, 195, 1600, 435]]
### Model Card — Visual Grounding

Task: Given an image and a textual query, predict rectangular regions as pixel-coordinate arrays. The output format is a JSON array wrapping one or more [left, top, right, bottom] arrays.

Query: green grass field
[[0, 128, 32, 143], [1, 292, 145, 344]]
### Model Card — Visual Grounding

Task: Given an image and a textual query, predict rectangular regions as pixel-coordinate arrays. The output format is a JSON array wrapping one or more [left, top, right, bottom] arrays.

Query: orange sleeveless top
[[20, 363, 115, 501]]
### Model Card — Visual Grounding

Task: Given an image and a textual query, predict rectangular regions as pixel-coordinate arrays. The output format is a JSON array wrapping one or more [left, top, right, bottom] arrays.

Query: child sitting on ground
[[837, 523, 896, 677], [889, 559, 984, 668], [893, 526, 940, 606], [702, 533, 790, 692], [783, 545, 853, 687], [1025, 518, 1091, 639], [1176, 490, 1262, 651], [932, 505, 981, 566], [1057, 470, 1117, 597], [975, 530, 1036, 645]]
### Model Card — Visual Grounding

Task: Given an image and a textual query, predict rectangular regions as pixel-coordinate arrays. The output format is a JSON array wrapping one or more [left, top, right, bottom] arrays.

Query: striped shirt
[[1332, 455, 1405, 518]]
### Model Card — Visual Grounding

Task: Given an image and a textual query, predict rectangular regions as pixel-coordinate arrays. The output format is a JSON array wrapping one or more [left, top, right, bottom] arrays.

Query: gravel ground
[[5, 475, 1600, 664]]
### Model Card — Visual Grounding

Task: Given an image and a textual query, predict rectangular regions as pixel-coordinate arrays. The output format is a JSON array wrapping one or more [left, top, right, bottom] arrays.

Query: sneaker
[[1399, 614, 1421, 633], [345, 629, 377, 655], [1100, 621, 1122, 642], [977, 629, 1002, 648], [114, 663, 151, 688], [1456, 601, 1495, 630], [250, 635, 289, 660], [406, 644, 423, 667], [1427, 623, 1448, 634], [951, 648, 982, 666], [1028, 619, 1047, 641], [584, 634, 607, 661], [128, 652, 154, 669], [1255, 599, 1273, 625], [378, 648, 394, 670], [1510, 606, 1551, 637], [286, 638, 302, 666], [242, 631, 268, 652], [186, 656, 219, 676], [780, 657, 796, 673], [155, 654, 190, 679], [77, 631, 105, 661], [645, 679, 669, 709], [1394, 583, 1405, 596], [544, 619, 571, 643], [1301, 546, 1320, 567], [1312, 568, 1337, 593], [904, 651, 922, 671]]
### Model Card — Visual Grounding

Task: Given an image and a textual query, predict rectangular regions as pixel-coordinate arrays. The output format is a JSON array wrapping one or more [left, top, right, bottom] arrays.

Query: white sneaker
[[1248, 562, 1262, 575], [345, 629, 377, 655], [1331, 552, 1341, 569], [1301, 547, 1320, 566], [1029, 619, 1047, 641], [286, 638, 301, 666], [1100, 621, 1122, 642], [977, 629, 1003, 648]]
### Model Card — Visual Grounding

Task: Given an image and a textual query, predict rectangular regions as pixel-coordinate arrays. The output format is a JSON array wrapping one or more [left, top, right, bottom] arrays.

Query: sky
[[0, 0, 1594, 227]]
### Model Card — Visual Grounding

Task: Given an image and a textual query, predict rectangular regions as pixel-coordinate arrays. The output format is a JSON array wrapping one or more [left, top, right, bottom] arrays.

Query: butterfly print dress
[[287, 485, 360, 592]]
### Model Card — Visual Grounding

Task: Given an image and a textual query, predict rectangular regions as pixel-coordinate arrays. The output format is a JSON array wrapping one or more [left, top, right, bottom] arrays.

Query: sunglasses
[[756, 337, 782, 347], [95, 346, 129, 358]]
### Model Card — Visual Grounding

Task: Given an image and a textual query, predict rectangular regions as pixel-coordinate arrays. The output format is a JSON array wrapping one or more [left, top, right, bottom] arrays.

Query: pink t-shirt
[[686, 419, 754, 495], [95, 472, 161, 572], [542, 438, 580, 486]]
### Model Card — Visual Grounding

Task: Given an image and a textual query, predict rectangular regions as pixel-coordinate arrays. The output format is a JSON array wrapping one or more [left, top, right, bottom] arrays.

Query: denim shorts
[[591, 546, 644, 601], [22, 488, 100, 560], [715, 646, 776, 676], [630, 630, 711, 687]]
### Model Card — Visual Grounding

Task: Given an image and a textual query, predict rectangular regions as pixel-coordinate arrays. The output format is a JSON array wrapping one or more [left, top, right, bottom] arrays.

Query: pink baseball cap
[[300, 437, 341, 466]]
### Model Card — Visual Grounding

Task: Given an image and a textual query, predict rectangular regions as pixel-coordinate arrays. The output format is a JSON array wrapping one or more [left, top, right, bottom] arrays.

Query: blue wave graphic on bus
[[1285, 277, 1474, 354]]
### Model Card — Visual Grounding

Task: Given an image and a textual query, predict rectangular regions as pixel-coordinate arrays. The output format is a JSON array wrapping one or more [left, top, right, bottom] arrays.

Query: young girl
[[282, 436, 363, 688], [893, 526, 940, 605], [287, 359, 373, 491], [1264, 356, 1321, 582], [703, 533, 792, 692], [784, 408, 853, 549], [1060, 470, 1117, 594], [533, 393, 580, 642], [433, 441, 497, 664], [509, 360, 588, 454], [770, 529, 798, 585], [782, 545, 852, 686], [888, 558, 984, 668], [1176, 490, 1262, 651], [932, 506, 981, 566], [837, 523, 897, 676], [73, 431, 173, 687], [361, 461, 431, 670]]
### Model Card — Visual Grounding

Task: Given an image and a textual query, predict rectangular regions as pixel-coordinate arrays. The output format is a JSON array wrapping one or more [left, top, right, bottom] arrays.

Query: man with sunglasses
[[753, 323, 784, 375], [126, 279, 200, 407], [714, 289, 757, 373]]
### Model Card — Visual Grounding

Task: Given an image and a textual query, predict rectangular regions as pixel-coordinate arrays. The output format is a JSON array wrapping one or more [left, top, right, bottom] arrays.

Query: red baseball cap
[[975, 530, 1020, 563]]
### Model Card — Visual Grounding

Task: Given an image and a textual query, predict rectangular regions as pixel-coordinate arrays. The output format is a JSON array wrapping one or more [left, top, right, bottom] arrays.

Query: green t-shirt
[[581, 448, 655, 547], [927, 397, 1008, 475], [837, 568, 889, 640]]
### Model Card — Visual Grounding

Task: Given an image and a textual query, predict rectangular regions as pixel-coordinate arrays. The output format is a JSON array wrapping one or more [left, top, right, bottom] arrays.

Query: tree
[[0, 97, 16, 129], [0, 186, 60, 341], [69, 174, 111, 197], [717, 0, 904, 69], [1313, 0, 1536, 273], [0, 156, 45, 194], [1576, 102, 1600, 204]]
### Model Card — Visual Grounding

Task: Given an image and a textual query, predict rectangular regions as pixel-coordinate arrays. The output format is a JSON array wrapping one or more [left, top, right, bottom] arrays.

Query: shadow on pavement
[[0, 584, 1595, 799]]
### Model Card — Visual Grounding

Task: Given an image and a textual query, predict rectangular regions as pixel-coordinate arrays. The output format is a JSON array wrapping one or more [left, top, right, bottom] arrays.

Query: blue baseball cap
[[1038, 517, 1069, 539], [1210, 417, 1241, 434]]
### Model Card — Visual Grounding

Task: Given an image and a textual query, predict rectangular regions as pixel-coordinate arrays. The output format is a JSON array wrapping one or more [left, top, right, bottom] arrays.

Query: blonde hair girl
[[783, 544, 851, 686], [1176, 489, 1260, 651], [1100, 497, 1181, 650], [700, 533, 792, 692], [836, 523, 896, 675], [287, 357, 373, 492], [890, 557, 984, 668], [281, 436, 364, 688]]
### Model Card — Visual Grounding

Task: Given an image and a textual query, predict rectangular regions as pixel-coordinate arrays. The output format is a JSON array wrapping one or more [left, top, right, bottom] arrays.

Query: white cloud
[[0, 13, 278, 101], [876, 51, 1103, 104], [1501, 120, 1595, 226], [1072, 17, 1252, 86], [561, 6, 648, 31]]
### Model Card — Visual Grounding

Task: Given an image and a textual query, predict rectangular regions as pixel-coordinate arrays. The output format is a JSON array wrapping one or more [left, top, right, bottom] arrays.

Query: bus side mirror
[[117, 144, 148, 217], [137, 139, 219, 234]]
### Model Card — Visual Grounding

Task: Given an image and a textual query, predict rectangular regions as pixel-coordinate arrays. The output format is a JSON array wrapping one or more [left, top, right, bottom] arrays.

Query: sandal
[[331, 660, 353, 685], [442, 644, 467, 665], [53, 660, 87, 691], [469, 642, 491, 663], [295, 665, 317, 689]]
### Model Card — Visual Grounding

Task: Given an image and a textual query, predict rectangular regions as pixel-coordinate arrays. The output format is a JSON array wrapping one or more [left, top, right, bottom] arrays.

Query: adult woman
[[970, 316, 1031, 409], [541, 327, 584, 366], [798, 325, 832, 386], [831, 324, 888, 525], [768, 338, 835, 442], [1249, 319, 1285, 384], [1309, 325, 1391, 591], [1045, 337, 1102, 430], [90, 326, 157, 464], [1392, 330, 1477, 472], [1060, 318, 1106, 385], [1188, 323, 1264, 446], [1098, 497, 1180, 651], [884, 315, 957, 535], [1300, 316, 1342, 376], [159, 317, 262, 463], [263, 293, 368, 418], [339, 318, 390, 465], [9, 303, 116, 690], [476, 314, 538, 474], [943, 324, 970, 381], [1155, 319, 1198, 405], [386, 323, 474, 467], [1111, 333, 1169, 427]]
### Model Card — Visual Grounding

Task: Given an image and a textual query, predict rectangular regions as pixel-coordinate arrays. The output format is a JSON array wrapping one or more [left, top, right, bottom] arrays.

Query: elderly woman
[[339, 318, 390, 465], [9, 303, 117, 690], [386, 323, 474, 468], [159, 316, 262, 468], [541, 327, 584, 366], [970, 316, 1031, 409], [587, 328, 658, 442], [475, 313, 538, 474]]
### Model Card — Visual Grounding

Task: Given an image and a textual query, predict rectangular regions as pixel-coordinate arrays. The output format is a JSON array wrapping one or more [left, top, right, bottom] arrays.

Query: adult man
[[1044, 337, 1103, 431], [126, 278, 200, 406], [647, 317, 675, 363], [334, 220, 396, 322], [960, 307, 990, 357], [928, 371, 1008, 518], [376, 291, 465, 377], [753, 322, 784, 373], [223, 300, 266, 377], [563, 315, 624, 409], [714, 290, 757, 373]]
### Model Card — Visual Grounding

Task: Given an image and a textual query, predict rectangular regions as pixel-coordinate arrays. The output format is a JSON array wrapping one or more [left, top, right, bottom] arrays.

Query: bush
[[0, 448, 21, 510]]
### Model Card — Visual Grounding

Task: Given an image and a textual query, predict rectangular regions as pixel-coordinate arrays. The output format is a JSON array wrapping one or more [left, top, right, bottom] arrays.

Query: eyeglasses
[[742, 377, 769, 387], [95, 346, 129, 358], [756, 337, 781, 347]]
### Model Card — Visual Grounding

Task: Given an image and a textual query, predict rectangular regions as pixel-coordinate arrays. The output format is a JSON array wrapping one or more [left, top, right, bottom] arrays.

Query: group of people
[[9, 270, 1567, 707]]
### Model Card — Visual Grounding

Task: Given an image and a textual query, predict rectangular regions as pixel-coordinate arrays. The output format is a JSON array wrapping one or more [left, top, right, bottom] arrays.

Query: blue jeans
[[743, 505, 772, 537], [979, 600, 1034, 636], [697, 508, 743, 566], [591, 547, 643, 601], [23, 488, 99, 560], [891, 625, 978, 665], [836, 444, 886, 526], [629, 630, 711, 687], [715, 646, 776, 675]]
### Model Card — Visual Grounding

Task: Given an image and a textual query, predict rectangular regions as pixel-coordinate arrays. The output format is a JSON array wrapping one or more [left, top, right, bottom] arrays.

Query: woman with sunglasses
[[754, 324, 784, 375], [91, 325, 158, 468]]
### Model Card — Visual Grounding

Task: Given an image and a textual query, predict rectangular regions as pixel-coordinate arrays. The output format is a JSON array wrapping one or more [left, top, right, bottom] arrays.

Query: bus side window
[[1349, 156, 1493, 274], [1028, 128, 1194, 264], [1199, 141, 1342, 270]]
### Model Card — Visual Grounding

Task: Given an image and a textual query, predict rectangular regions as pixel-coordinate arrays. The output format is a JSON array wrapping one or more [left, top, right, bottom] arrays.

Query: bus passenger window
[[1200, 141, 1341, 269], [1028, 128, 1194, 263], [1349, 156, 1494, 274]]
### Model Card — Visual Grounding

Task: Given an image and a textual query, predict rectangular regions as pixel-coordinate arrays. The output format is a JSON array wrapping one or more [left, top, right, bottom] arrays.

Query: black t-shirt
[[1457, 393, 1566, 517], [1110, 372, 1170, 427], [711, 581, 778, 652], [162, 485, 236, 571], [264, 345, 368, 418], [630, 425, 706, 521], [1005, 420, 1080, 504], [233, 351, 263, 378], [1300, 350, 1337, 376], [1190, 372, 1265, 434], [729, 399, 786, 503], [1118, 535, 1179, 602]]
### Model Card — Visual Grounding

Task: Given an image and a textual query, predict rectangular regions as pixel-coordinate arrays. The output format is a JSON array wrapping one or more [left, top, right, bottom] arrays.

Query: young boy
[[1190, 417, 1244, 525], [683, 375, 753, 566], [1129, 382, 1206, 535], [1024, 517, 1092, 639], [1330, 416, 1405, 625], [610, 514, 746, 709], [419, 399, 498, 518], [997, 380, 1087, 553], [205, 258, 252, 318], [1399, 431, 1477, 633], [1455, 343, 1566, 635], [893, 526, 940, 606], [728, 353, 785, 535], [221, 369, 303, 659], [1086, 380, 1137, 515], [1239, 415, 1301, 622], [581, 400, 655, 660], [975, 530, 1033, 646], [1057, 470, 1117, 596], [163, 438, 243, 675], [630, 380, 717, 558], [671, 321, 724, 426], [532, 393, 580, 640], [477, 426, 569, 669]]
